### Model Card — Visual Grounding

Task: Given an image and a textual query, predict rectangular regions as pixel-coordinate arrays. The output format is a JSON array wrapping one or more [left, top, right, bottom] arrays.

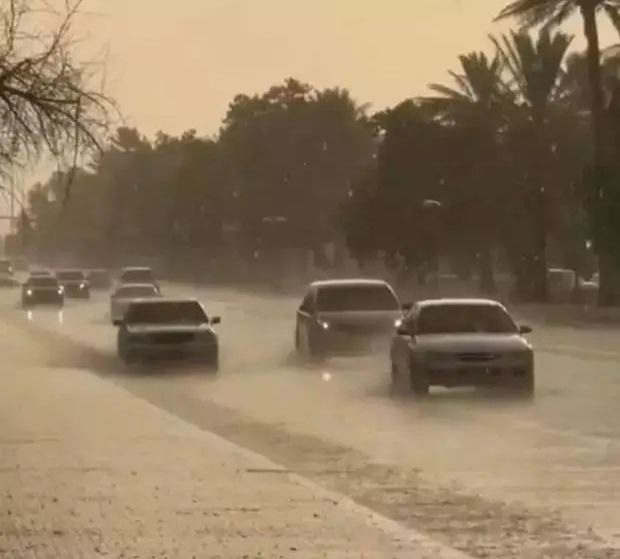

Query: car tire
[[296, 324, 323, 362], [409, 358, 429, 398], [390, 361, 408, 395], [205, 347, 219, 371]]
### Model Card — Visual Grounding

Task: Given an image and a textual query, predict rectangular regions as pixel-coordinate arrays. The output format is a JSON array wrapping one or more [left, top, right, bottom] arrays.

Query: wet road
[[3, 283, 620, 557]]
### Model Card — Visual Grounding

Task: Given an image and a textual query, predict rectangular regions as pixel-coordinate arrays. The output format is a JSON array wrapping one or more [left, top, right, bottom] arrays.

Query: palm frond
[[496, 0, 577, 27], [604, 4, 620, 37]]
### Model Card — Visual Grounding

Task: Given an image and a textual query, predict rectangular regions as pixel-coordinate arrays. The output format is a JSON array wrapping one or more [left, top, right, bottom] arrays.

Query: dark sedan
[[115, 298, 220, 368], [22, 276, 64, 307], [56, 269, 90, 299]]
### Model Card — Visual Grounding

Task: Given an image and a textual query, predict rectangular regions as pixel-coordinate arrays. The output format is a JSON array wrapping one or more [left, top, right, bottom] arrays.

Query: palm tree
[[423, 53, 512, 293], [497, 0, 620, 305], [491, 29, 574, 300]]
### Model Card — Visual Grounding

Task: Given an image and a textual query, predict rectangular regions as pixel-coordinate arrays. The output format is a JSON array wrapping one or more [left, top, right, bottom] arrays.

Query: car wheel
[[409, 358, 429, 398], [512, 374, 535, 399], [205, 347, 219, 371], [390, 361, 407, 395], [297, 325, 324, 363]]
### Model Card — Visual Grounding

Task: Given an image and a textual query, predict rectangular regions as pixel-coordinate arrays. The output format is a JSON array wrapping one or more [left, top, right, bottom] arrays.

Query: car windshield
[[417, 304, 517, 334], [122, 269, 154, 283], [125, 301, 207, 324], [316, 285, 399, 312], [116, 286, 158, 298], [29, 277, 58, 288], [57, 271, 83, 280]]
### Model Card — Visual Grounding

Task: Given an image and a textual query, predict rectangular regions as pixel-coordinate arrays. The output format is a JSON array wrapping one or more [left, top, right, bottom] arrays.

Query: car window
[[116, 286, 158, 298], [121, 269, 154, 283], [417, 304, 517, 334], [125, 301, 207, 324], [315, 285, 399, 312], [28, 277, 59, 288]]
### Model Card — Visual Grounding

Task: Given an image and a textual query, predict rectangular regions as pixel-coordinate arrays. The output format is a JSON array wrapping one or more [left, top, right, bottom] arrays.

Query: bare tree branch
[[0, 0, 119, 197]]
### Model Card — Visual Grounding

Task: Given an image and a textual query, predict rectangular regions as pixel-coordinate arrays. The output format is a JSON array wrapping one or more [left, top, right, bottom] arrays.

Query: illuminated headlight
[[57, 288, 63, 295], [317, 319, 330, 330], [79, 282, 86, 289], [26, 289, 33, 296], [394, 318, 403, 328]]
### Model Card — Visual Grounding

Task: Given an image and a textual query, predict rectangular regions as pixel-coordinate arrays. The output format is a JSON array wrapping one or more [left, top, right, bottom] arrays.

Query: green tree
[[423, 52, 512, 292], [492, 28, 574, 300], [497, 0, 620, 305]]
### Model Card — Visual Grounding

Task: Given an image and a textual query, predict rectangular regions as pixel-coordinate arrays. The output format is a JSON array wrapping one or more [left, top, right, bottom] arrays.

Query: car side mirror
[[519, 325, 532, 335], [113, 319, 123, 327], [211, 316, 221, 325], [401, 302, 413, 312]]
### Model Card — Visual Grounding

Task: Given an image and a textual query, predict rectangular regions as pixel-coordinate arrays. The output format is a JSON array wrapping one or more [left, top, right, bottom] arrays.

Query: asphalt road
[[2, 282, 620, 558]]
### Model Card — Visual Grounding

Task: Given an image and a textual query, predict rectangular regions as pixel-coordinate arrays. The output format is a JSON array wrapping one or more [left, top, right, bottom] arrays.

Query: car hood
[[415, 333, 530, 352], [126, 323, 212, 335]]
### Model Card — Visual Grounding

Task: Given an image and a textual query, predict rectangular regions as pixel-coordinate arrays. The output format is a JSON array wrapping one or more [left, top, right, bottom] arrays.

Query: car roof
[[310, 278, 391, 289], [121, 266, 152, 272], [416, 298, 504, 308]]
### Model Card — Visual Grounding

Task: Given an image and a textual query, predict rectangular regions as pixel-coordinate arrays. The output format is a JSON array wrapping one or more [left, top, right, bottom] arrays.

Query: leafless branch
[[0, 0, 119, 198]]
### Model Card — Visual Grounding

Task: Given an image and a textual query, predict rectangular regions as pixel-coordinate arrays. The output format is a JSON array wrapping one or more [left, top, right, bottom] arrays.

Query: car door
[[296, 289, 316, 343]]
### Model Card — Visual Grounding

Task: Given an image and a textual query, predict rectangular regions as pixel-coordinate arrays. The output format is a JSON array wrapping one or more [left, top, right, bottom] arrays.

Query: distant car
[[88, 269, 112, 289], [115, 298, 220, 367], [22, 275, 64, 307], [110, 283, 161, 324], [0, 258, 15, 286], [390, 298, 534, 397], [116, 267, 159, 292], [55, 269, 90, 299], [295, 279, 403, 360]]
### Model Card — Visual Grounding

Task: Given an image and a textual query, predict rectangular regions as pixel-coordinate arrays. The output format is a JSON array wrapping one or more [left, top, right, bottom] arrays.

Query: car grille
[[456, 352, 497, 362], [149, 332, 195, 344]]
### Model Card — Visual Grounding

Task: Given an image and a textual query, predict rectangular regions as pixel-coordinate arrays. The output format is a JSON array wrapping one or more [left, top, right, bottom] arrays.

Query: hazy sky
[[79, 0, 617, 138], [1, 0, 618, 231]]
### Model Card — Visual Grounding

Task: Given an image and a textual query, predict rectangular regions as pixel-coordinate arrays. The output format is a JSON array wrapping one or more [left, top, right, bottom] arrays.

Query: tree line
[[7, 0, 620, 303]]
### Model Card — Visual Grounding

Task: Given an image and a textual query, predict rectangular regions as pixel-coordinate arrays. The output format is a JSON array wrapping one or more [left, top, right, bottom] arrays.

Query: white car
[[295, 279, 404, 359], [110, 283, 161, 324], [390, 298, 534, 397], [116, 267, 159, 292]]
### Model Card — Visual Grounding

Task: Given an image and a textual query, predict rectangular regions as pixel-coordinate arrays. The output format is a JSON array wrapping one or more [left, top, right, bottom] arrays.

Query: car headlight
[[394, 318, 403, 328], [57, 288, 63, 295], [79, 282, 86, 289], [26, 289, 33, 296], [317, 319, 330, 330]]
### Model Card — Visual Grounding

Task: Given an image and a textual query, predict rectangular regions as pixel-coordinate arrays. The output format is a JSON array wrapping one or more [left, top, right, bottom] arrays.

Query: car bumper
[[315, 329, 392, 355], [123, 341, 217, 361], [422, 362, 533, 388], [63, 286, 89, 297], [23, 293, 63, 305]]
